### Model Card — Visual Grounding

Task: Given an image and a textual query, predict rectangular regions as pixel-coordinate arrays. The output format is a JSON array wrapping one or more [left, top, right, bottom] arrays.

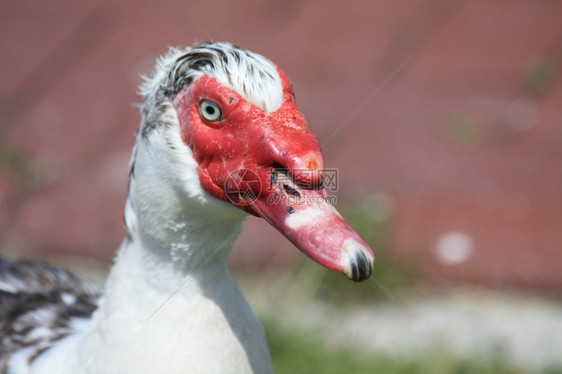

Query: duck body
[[0, 42, 374, 373]]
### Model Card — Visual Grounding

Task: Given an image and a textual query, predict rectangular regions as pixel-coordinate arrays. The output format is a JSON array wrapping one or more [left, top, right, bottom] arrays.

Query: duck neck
[[128, 208, 241, 289], [116, 121, 248, 296], [111, 180, 247, 304]]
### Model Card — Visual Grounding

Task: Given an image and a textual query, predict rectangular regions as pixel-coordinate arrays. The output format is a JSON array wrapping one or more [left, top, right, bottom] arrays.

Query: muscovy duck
[[0, 42, 374, 374]]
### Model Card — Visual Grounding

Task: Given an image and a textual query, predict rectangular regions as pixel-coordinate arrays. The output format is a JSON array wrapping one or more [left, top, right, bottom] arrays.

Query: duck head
[[140, 42, 374, 281]]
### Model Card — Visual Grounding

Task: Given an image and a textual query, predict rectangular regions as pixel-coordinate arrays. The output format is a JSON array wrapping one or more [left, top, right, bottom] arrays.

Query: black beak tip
[[347, 249, 374, 282]]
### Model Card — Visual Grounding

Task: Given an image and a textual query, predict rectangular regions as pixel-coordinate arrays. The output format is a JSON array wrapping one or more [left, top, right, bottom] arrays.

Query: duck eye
[[200, 100, 222, 122]]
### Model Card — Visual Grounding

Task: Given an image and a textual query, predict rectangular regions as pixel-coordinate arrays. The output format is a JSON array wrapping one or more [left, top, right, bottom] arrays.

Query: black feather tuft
[[0, 259, 101, 369]]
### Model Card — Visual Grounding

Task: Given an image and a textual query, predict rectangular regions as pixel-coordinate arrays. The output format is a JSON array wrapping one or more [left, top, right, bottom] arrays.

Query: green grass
[[443, 113, 482, 147], [264, 317, 559, 374], [524, 57, 556, 96], [0, 144, 51, 188]]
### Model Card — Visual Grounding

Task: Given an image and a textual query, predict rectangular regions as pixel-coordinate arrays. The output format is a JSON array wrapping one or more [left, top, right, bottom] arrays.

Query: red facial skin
[[173, 67, 374, 281], [173, 68, 324, 214]]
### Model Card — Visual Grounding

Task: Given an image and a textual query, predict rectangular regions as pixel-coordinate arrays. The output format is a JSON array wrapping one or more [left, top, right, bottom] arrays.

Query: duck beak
[[246, 169, 374, 282]]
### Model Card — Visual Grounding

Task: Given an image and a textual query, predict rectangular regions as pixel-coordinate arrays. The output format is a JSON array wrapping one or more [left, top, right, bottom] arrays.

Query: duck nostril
[[282, 183, 301, 198], [271, 162, 288, 173], [269, 161, 325, 191], [270, 155, 324, 190], [269, 165, 303, 198], [270, 163, 289, 187]]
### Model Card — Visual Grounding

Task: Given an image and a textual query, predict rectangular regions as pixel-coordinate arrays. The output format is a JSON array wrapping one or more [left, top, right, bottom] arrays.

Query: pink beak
[[248, 172, 374, 282]]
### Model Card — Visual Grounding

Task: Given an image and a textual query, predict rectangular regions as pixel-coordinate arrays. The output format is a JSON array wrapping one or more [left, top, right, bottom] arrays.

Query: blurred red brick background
[[1, 1, 561, 290]]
